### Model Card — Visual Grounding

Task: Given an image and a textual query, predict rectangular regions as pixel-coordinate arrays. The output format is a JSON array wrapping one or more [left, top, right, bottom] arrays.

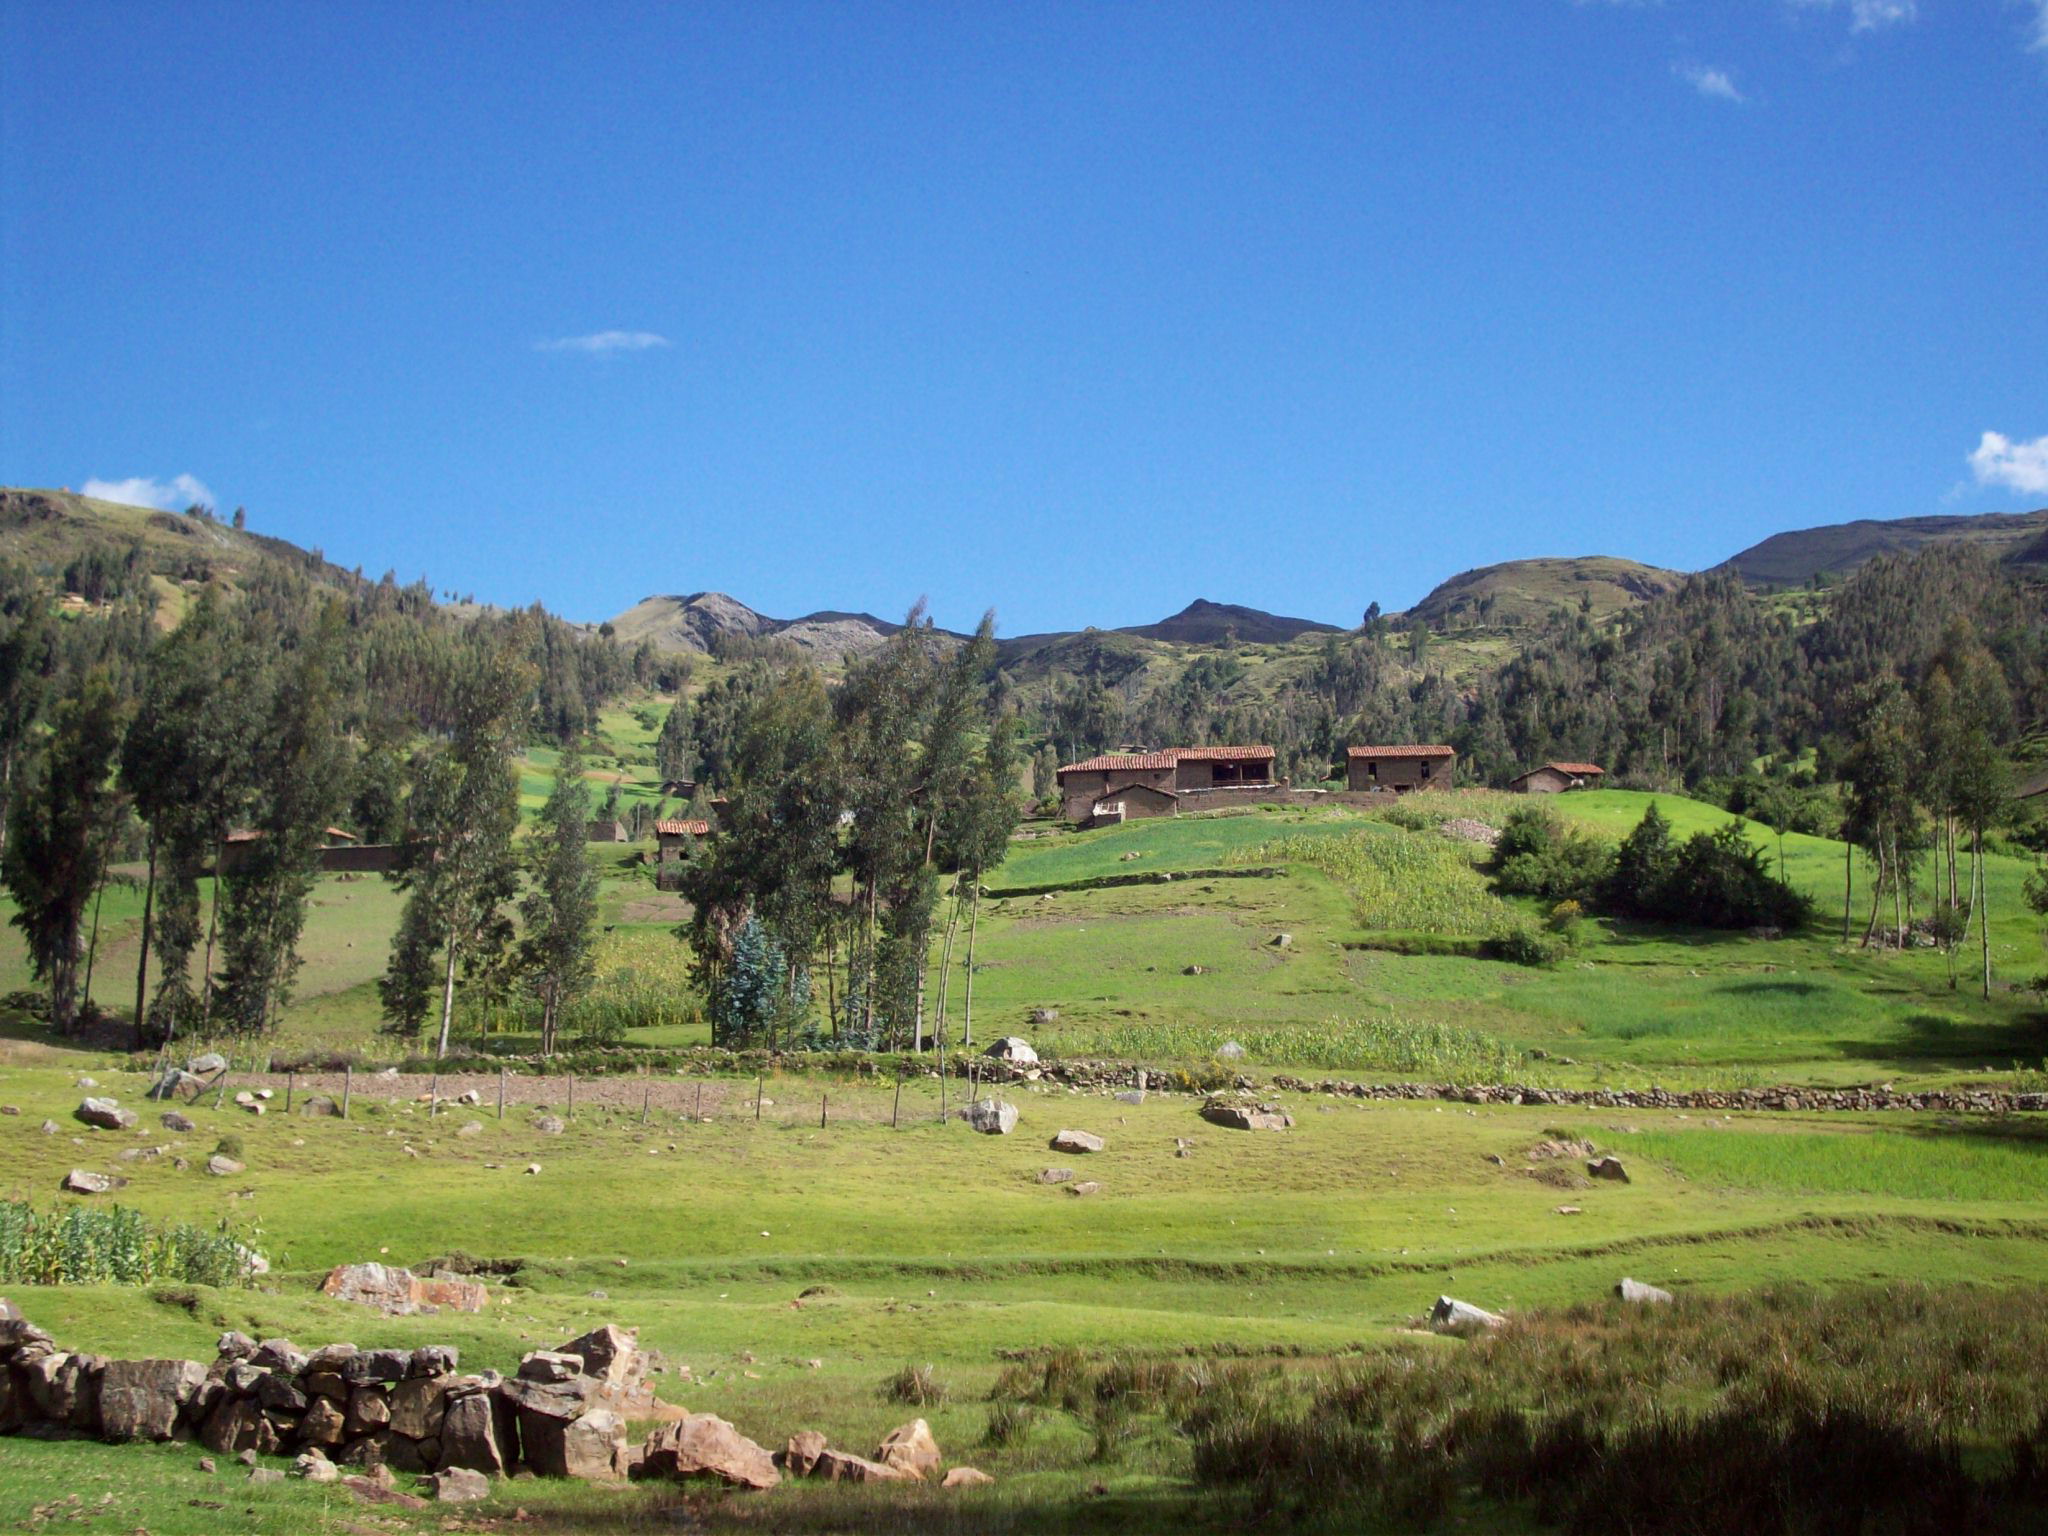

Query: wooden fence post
[[641, 1070, 651, 1125], [285, 1070, 294, 1116], [694, 1081, 703, 1122], [820, 1093, 827, 1129], [755, 1077, 763, 1121], [341, 1064, 352, 1119], [498, 1067, 506, 1120], [428, 1070, 438, 1117], [214, 1055, 232, 1111], [567, 1075, 575, 1120], [892, 1079, 901, 1128]]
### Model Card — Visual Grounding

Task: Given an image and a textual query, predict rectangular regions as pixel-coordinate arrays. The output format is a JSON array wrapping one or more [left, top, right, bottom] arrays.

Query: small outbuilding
[[1346, 745, 1455, 793], [586, 819, 630, 843], [1508, 762, 1605, 795]]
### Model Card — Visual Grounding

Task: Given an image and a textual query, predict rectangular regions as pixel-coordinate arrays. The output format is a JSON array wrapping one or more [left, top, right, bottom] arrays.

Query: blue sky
[[3, 1, 2044, 635]]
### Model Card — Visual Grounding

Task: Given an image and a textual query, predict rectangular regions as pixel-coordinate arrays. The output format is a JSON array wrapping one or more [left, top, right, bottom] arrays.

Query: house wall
[[1092, 784, 1178, 824], [1060, 766, 1175, 823], [1346, 754, 1454, 792], [1511, 767, 1574, 794], [1171, 759, 1275, 791]]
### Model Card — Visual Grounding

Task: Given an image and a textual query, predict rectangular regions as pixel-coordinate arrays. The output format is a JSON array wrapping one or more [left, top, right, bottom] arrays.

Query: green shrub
[[0, 1201, 260, 1288], [1487, 920, 1568, 968], [212, 1133, 244, 1159], [984, 1398, 1036, 1447], [1493, 807, 1611, 903], [885, 1362, 949, 1407]]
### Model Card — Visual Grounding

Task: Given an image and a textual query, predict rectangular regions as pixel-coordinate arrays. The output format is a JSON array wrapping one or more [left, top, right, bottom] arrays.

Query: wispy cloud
[[1791, 0, 1918, 32], [538, 330, 672, 355], [1968, 431, 2048, 496], [81, 474, 215, 511], [2029, 0, 2048, 54], [1677, 63, 1746, 101]]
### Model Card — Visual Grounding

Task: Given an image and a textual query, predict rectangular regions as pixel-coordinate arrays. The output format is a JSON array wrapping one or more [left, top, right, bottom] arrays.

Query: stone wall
[[0, 1306, 654, 1485]]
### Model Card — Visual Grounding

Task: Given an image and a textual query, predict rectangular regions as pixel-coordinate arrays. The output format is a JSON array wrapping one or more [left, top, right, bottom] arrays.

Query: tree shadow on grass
[[1835, 1008, 2048, 1069]]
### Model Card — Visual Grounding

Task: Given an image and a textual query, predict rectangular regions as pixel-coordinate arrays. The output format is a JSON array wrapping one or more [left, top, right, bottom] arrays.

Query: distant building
[[586, 819, 630, 843], [1346, 745, 1455, 793], [654, 818, 711, 862], [1056, 746, 1277, 825], [1508, 762, 1605, 795]]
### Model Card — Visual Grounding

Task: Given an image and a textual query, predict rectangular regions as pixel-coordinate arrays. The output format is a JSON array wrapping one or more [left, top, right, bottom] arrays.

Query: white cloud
[[538, 330, 671, 355], [1968, 431, 2048, 496], [1789, 0, 1917, 30], [81, 473, 216, 511], [2029, 0, 2048, 53], [1678, 64, 1746, 101]]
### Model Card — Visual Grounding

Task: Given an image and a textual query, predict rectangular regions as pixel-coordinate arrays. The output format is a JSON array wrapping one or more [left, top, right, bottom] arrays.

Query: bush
[[1493, 808, 1611, 904], [1487, 921, 1568, 968], [885, 1362, 949, 1407], [212, 1134, 244, 1159], [0, 1200, 260, 1288]]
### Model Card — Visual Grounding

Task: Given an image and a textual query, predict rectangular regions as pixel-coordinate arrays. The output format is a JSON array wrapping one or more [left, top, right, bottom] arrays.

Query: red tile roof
[[1058, 752, 1176, 775], [1167, 745, 1276, 762], [656, 819, 711, 837], [1546, 762, 1604, 776], [1347, 744, 1455, 760]]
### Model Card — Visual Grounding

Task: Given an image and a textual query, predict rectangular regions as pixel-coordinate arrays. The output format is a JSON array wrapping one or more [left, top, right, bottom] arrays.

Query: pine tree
[[520, 744, 599, 1054]]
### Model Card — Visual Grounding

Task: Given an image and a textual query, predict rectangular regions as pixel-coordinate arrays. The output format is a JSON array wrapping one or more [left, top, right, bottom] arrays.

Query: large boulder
[[985, 1037, 1038, 1065], [201, 1394, 264, 1455], [320, 1262, 486, 1316], [876, 1418, 942, 1480], [437, 1389, 511, 1476], [943, 1465, 995, 1487], [780, 1429, 829, 1476], [960, 1098, 1018, 1136], [426, 1466, 490, 1502], [639, 1413, 780, 1490], [814, 1447, 915, 1482], [74, 1098, 136, 1131], [187, 1052, 228, 1078], [205, 1155, 244, 1177], [1587, 1157, 1631, 1183], [1429, 1296, 1505, 1335], [98, 1358, 205, 1440], [517, 1351, 582, 1383], [560, 1408, 626, 1480], [556, 1324, 639, 1391], [61, 1169, 126, 1195], [387, 1374, 452, 1439], [147, 1070, 209, 1104], [1616, 1277, 1674, 1305], [1049, 1129, 1103, 1154], [1200, 1100, 1292, 1131]]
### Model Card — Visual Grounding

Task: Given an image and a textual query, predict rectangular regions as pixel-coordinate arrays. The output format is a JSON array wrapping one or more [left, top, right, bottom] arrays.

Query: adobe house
[[218, 825, 370, 874], [1346, 744, 1455, 793], [1056, 746, 1277, 825], [1508, 762, 1605, 795], [1085, 782, 1181, 827], [654, 818, 711, 863], [586, 819, 631, 843]]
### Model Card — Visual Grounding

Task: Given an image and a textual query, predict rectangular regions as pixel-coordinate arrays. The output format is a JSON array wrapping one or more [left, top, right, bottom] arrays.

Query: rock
[[247, 1466, 284, 1484], [457, 1121, 483, 1138], [813, 1447, 915, 1482], [986, 1036, 1039, 1065], [1269, 932, 1293, 949], [875, 1418, 941, 1480], [961, 1098, 1018, 1135], [343, 1474, 427, 1508], [98, 1358, 206, 1440], [1182, 964, 1208, 975], [321, 1262, 485, 1316], [639, 1413, 781, 1490], [201, 1396, 265, 1455], [343, 1347, 412, 1385], [1049, 1128, 1103, 1154], [291, 1451, 340, 1482], [496, 1375, 592, 1422], [160, 1111, 196, 1133], [206, 1154, 244, 1176], [253, 1371, 308, 1415], [559, 1408, 626, 1479], [427, 1466, 491, 1502], [781, 1429, 829, 1476], [1429, 1296, 1505, 1335], [75, 1097, 137, 1131], [1200, 1100, 1292, 1131], [39, 1120, 57, 1134], [298, 1096, 340, 1117], [437, 1390, 509, 1475], [518, 1351, 582, 1383], [252, 1339, 306, 1373], [148, 1069, 209, 1104], [216, 1331, 258, 1362], [534, 1115, 565, 1135], [1028, 1007, 1059, 1026], [1114, 1090, 1145, 1105], [299, 1395, 347, 1445], [943, 1465, 995, 1487], [1587, 1156, 1631, 1183], [61, 1169, 126, 1194], [408, 1344, 459, 1378], [1037, 1167, 1075, 1184], [1068, 1181, 1102, 1196], [387, 1374, 451, 1438], [346, 1385, 392, 1435], [198, 1456, 216, 1473], [188, 1052, 227, 1077], [1616, 1277, 1674, 1305], [1216, 1040, 1246, 1061]]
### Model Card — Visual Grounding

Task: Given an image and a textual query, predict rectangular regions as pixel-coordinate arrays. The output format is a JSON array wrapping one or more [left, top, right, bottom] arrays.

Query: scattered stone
[[876, 1418, 942, 1480], [247, 1466, 285, 1485], [291, 1451, 340, 1483], [526, 1164, 542, 1175], [458, 1121, 483, 1138], [1269, 932, 1293, 949], [813, 1448, 915, 1482], [1114, 1090, 1145, 1105], [343, 1474, 427, 1508], [985, 1036, 1038, 1065], [1049, 1128, 1103, 1154], [640, 1413, 780, 1490], [518, 1351, 581, 1383], [61, 1169, 125, 1195], [75, 1097, 137, 1131], [1200, 1100, 1292, 1131], [1182, 964, 1208, 975], [427, 1466, 490, 1502], [298, 1095, 340, 1117], [1616, 1277, 1673, 1305], [1587, 1156, 1631, 1183], [198, 1456, 216, 1473], [148, 1069, 211, 1104], [534, 1115, 566, 1135], [321, 1261, 487, 1315], [1037, 1167, 1074, 1184], [1429, 1296, 1505, 1335], [1028, 1007, 1059, 1026], [1216, 1040, 1246, 1061], [1067, 1181, 1102, 1197], [1554, 1205, 1582, 1216], [205, 1154, 244, 1176], [39, 1119, 57, 1135], [961, 1098, 1018, 1135], [781, 1429, 828, 1475], [943, 1465, 995, 1488], [161, 1111, 195, 1133]]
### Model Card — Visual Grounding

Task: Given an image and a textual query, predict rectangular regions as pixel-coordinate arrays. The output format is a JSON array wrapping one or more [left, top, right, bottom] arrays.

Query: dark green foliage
[[1492, 806, 1611, 905], [2, 671, 125, 1032], [708, 915, 806, 1048], [0, 1200, 260, 1288], [521, 744, 599, 1055]]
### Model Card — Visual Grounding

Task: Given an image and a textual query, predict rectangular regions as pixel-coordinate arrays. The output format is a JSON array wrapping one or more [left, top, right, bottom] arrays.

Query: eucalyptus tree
[[520, 744, 599, 1055]]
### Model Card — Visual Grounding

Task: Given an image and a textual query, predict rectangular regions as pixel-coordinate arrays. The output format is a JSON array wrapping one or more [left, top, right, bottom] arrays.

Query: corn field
[[0, 1200, 262, 1288], [1243, 829, 1510, 935], [1055, 1014, 1529, 1079]]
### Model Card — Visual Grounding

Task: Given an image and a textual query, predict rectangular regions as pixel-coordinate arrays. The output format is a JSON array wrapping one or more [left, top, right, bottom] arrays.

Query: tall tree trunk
[[198, 838, 224, 1028], [435, 925, 459, 1060], [81, 864, 109, 1012], [863, 877, 877, 1044], [1842, 840, 1852, 947], [1890, 834, 1903, 951], [133, 837, 157, 1045], [933, 878, 962, 1049], [961, 866, 982, 1050], [1978, 827, 1992, 1002]]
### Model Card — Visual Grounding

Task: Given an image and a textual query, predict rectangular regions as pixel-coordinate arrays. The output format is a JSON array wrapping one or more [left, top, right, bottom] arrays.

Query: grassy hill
[[1403, 556, 1687, 630], [1718, 506, 2048, 587]]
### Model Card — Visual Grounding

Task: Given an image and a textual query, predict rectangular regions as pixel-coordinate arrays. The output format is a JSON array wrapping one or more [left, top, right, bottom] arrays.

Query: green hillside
[[1403, 555, 1687, 630], [1719, 506, 2048, 587]]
